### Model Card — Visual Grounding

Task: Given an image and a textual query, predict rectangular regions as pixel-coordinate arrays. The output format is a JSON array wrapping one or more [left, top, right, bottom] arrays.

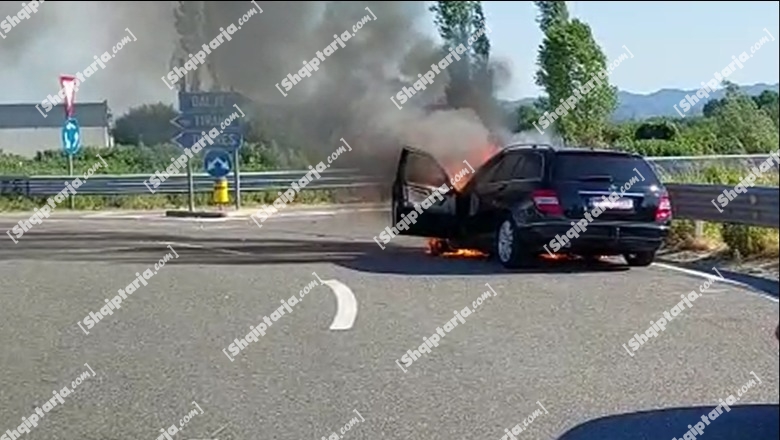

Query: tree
[[753, 90, 779, 109], [753, 90, 779, 129], [172, 0, 220, 91], [535, 0, 568, 33], [428, 1, 498, 127], [512, 99, 549, 132], [113, 103, 178, 146], [709, 84, 778, 153], [514, 104, 543, 133], [702, 98, 725, 118], [634, 120, 678, 141], [534, 2, 617, 146]]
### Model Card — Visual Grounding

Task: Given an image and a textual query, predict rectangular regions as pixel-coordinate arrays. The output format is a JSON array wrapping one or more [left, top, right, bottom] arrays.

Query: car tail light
[[656, 192, 672, 222], [532, 189, 563, 216]]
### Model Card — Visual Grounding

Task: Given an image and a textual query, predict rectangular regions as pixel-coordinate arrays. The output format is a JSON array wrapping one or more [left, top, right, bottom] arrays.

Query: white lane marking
[[652, 262, 779, 303], [313, 272, 357, 330], [188, 423, 230, 440], [270, 211, 337, 218], [75, 214, 160, 220]]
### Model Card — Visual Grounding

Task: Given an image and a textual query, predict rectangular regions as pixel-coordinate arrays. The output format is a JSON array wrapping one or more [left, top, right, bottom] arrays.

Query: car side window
[[489, 154, 522, 183], [403, 152, 447, 187], [514, 152, 543, 180], [473, 160, 498, 190]]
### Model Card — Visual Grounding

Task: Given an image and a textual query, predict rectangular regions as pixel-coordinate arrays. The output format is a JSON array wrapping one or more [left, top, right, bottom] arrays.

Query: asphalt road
[[0, 207, 778, 440]]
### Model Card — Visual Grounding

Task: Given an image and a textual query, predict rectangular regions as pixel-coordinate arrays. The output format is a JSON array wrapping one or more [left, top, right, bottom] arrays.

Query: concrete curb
[[165, 210, 227, 218]]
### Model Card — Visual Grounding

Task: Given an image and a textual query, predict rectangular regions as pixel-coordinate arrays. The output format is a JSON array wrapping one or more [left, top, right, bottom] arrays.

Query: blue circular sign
[[61, 118, 81, 155], [204, 148, 232, 178]]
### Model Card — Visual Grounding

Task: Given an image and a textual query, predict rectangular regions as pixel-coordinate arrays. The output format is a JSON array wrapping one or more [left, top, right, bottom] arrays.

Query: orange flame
[[539, 252, 569, 261], [443, 143, 500, 192], [442, 248, 488, 258], [426, 238, 488, 259]]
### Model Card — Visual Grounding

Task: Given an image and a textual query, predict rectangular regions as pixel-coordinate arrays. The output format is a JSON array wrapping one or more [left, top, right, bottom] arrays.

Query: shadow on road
[[557, 404, 779, 440], [657, 253, 779, 299], [3, 230, 630, 275]]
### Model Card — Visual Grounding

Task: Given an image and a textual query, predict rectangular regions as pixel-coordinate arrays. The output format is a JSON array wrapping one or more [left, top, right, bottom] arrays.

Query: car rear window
[[552, 153, 661, 185]]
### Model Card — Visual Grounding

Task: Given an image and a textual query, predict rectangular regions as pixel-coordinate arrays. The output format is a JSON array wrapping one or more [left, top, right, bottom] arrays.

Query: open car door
[[391, 147, 458, 238]]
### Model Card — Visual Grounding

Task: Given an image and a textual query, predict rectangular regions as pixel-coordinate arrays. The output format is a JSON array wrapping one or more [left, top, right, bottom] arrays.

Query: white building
[[0, 101, 114, 158]]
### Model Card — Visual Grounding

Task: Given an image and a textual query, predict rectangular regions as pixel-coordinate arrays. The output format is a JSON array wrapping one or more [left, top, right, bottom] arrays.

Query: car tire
[[623, 251, 655, 267], [495, 216, 534, 268]]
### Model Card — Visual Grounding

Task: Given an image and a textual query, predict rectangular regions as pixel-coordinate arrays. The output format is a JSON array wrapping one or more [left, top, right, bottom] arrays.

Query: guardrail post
[[693, 220, 704, 240], [693, 220, 704, 239], [694, 220, 704, 239]]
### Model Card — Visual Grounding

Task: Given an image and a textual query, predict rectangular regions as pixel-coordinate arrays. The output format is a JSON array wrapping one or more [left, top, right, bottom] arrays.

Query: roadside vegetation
[[519, 1, 779, 260], [1, 1, 778, 259]]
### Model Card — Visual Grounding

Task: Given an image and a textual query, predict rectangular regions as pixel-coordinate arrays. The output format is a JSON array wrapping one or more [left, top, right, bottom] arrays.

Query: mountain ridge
[[500, 82, 779, 121]]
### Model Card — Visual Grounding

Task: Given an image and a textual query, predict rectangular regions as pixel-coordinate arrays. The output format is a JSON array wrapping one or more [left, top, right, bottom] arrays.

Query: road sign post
[[67, 153, 74, 209], [59, 74, 79, 209], [233, 149, 240, 210], [173, 74, 196, 212], [61, 118, 81, 210], [187, 160, 195, 212], [171, 91, 244, 212]]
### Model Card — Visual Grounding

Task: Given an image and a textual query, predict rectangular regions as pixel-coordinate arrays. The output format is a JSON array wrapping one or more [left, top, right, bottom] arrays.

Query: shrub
[[721, 223, 779, 259]]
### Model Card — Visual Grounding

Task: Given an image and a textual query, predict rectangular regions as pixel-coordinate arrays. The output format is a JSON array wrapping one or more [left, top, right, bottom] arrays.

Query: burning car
[[391, 143, 672, 268]]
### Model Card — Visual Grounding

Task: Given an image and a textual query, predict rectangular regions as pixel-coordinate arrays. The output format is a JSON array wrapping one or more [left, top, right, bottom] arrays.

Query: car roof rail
[[505, 143, 554, 151]]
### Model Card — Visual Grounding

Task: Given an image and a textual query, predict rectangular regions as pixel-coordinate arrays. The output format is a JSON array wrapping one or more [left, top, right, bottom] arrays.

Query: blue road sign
[[178, 92, 242, 114], [172, 131, 243, 150], [173, 91, 245, 151], [61, 118, 81, 155], [204, 148, 232, 178], [170, 113, 242, 133]]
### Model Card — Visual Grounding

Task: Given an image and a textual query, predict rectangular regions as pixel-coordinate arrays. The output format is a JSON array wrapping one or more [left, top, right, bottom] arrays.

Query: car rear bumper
[[520, 220, 669, 255]]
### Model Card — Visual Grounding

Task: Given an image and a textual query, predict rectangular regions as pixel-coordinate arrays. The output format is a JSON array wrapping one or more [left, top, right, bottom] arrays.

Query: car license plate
[[591, 197, 633, 210]]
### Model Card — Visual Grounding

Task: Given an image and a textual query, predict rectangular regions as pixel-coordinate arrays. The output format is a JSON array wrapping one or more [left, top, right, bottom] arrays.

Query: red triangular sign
[[59, 75, 77, 118]]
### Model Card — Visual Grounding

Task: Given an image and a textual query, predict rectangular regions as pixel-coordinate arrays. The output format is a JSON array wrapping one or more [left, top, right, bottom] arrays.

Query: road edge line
[[652, 262, 779, 303]]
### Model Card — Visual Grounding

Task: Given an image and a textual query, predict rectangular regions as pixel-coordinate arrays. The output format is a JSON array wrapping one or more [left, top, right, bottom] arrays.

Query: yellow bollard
[[213, 178, 229, 205]]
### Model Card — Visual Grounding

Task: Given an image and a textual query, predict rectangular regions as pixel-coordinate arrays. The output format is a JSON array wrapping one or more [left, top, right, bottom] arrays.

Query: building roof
[[0, 102, 111, 129]]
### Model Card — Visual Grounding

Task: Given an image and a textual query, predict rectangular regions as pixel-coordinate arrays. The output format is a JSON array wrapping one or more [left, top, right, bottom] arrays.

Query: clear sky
[[449, 1, 780, 100]]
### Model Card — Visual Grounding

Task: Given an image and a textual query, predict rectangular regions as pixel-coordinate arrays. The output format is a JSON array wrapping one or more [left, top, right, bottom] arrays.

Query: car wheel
[[624, 251, 655, 267], [495, 216, 533, 268]]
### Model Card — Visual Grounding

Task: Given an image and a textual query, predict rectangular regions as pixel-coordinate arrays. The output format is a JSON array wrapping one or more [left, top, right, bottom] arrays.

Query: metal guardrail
[[666, 183, 779, 228], [1, 163, 778, 229], [0, 169, 381, 197], [648, 154, 774, 161], [646, 154, 778, 182]]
